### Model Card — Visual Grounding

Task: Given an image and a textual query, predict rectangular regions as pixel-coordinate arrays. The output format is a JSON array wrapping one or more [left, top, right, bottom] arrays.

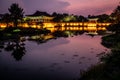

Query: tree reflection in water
[[0, 41, 4, 52], [12, 41, 26, 61], [4, 36, 26, 61], [2, 30, 97, 61]]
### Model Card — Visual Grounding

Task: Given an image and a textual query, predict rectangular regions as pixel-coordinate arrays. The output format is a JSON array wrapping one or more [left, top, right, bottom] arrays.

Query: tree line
[[0, 3, 119, 28], [0, 3, 24, 27]]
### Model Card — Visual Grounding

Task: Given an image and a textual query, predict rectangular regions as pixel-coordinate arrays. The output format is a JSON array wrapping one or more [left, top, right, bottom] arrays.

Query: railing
[[0, 22, 111, 32]]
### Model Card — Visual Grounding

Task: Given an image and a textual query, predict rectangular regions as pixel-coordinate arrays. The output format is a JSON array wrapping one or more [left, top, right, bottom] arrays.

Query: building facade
[[24, 15, 54, 23]]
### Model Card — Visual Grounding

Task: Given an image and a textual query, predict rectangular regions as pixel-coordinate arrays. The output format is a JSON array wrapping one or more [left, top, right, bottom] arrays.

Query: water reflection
[[2, 35, 26, 61], [52, 30, 84, 38], [0, 31, 109, 80], [28, 34, 54, 44], [11, 43, 26, 61], [0, 41, 4, 52]]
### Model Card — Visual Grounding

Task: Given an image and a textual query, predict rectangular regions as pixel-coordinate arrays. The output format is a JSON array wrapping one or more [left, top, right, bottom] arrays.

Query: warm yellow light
[[44, 23, 55, 28], [98, 23, 101, 26], [61, 24, 64, 27], [70, 27, 73, 30], [75, 27, 78, 30], [24, 23, 29, 27], [70, 23, 73, 26], [106, 23, 110, 26], [79, 23, 82, 25], [84, 27, 87, 30], [76, 23, 78, 25], [0, 22, 110, 32], [88, 23, 96, 27], [67, 23, 69, 25], [87, 27, 97, 30], [62, 27, 65, 30], [1, 25, 6, 28], [67, 27, 69, 30], [84, 23, 87, 26], [32, 25, 36, 28], [102, 27, 106, 30], [102, 24, 106, 26], [80, 27, 83, 30]]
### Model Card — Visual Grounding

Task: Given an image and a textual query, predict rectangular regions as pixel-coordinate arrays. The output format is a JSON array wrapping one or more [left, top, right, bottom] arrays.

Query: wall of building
[[0, 22, 111, 32]]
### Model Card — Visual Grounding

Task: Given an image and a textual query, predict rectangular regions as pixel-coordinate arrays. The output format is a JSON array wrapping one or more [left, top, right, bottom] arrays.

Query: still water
[[0, 34, 108, 80]]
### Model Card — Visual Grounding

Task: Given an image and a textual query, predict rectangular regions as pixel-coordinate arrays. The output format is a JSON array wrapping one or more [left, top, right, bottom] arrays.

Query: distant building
[[24, 11, 54, 23], [24, 16, 54, 23]]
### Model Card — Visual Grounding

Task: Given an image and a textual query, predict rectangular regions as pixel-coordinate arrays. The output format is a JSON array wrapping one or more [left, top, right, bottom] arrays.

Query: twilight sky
[[0, 0, 119, 16]]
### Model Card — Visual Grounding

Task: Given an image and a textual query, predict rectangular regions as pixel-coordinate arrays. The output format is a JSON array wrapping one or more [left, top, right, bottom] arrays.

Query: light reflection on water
[[0, 34, 108, 80]]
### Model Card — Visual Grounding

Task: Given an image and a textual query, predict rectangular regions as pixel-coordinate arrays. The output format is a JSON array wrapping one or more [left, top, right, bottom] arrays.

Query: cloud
[[0, 0, 119, 16], [23, 0, 70, 14], [69, 4, 117, 16], [64, 0, 119, 16], [0, 0, 24, 13], [0, 0, 70, 14]]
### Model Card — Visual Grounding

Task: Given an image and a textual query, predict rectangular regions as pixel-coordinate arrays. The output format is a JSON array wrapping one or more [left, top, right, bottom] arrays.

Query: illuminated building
[[24, 11, 54, 23], [0, 12, 111, 32], [24, 15, 54, 23], [88, 18, 99, 23]]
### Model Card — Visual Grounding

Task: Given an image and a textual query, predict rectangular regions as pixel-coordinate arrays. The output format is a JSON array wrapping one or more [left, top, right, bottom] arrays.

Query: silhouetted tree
[[107, 4, 120, 34], [52, 12, 57, 16], [4, 39, 26, 61], [12, 43, 25, 61], [107, 23, 120, 34], [111, 4, 120, 23], [8, 3, 24, 27], [98, 14, 111, 22], [2, 13, 11, 27], [88, 15, 97, 18], [88, 14, 111, 22], [78, 15, 88, 22], [0, 14, 3, 22], [52, 13, 63, 22], [63, 13, 69, 17]]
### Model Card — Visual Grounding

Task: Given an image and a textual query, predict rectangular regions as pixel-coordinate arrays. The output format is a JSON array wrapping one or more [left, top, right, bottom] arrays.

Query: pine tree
[[8, 3, 24, 27]]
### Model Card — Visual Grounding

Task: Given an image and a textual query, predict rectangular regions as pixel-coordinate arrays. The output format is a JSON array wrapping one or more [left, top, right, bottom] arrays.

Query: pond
[[0, 34, 108, 80]]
